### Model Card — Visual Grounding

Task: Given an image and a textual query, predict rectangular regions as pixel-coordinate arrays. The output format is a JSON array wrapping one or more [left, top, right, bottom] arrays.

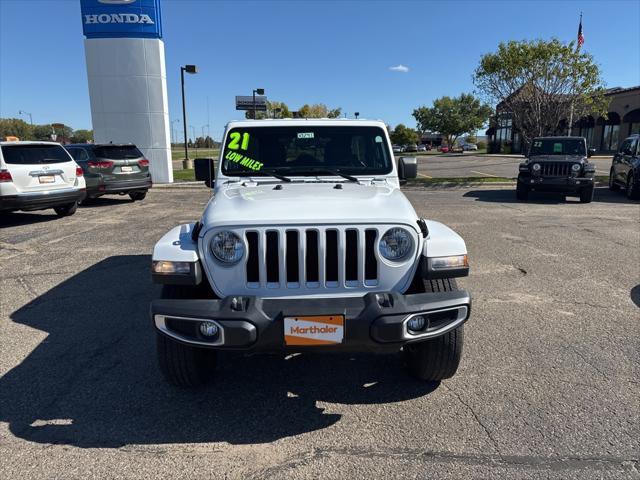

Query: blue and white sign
[[80, 0, 163, 39]]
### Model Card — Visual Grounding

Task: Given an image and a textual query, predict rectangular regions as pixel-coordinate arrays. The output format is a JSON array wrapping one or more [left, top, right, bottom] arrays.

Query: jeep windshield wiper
[[299, 168, 359, 182], [253, 168, 292, 182]]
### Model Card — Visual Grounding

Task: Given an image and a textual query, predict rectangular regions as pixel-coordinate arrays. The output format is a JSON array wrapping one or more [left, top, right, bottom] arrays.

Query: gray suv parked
[[65, 144, 152, 201]]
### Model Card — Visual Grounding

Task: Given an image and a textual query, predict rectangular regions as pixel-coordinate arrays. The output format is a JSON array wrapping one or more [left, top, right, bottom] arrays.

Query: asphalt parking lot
[[1, 185, 638, 479], [401, 154, 614, 179]]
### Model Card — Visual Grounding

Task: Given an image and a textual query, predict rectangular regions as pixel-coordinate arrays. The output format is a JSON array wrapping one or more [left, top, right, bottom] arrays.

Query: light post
[[18, 110, 33, 125], [252, 88, 264, 119], [190, 125, 197, 156], [180, 65, 198, 164]]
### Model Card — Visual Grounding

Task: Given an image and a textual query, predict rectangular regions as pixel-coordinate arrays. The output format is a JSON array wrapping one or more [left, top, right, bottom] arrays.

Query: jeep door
[[1, 143, 80, 194]]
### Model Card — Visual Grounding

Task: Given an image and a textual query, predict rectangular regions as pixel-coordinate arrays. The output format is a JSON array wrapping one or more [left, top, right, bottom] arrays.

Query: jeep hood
[[202, 182, 418, 228]]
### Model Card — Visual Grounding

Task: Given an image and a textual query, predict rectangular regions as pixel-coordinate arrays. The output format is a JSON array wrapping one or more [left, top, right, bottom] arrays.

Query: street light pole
[[180, 65, 198, 162], [252, 88, 265, 119], [18, 110, 32, 125]]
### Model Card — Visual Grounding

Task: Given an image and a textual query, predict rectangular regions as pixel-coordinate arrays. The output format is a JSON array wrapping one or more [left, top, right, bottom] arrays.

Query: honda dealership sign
[[80, 0, 172, 182], [80, 0, 162, 38]]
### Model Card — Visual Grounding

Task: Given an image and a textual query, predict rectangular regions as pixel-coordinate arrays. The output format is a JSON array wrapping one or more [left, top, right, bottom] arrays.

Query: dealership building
[[487, 85, 640, 154]]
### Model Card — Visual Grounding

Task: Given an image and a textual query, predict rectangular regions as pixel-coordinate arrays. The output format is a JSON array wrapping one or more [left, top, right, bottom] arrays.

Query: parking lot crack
[[443, 384, 503, 458]]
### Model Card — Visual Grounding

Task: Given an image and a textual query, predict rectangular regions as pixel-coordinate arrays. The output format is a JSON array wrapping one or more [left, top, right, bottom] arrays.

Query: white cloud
[[389, 64, 409, 73]]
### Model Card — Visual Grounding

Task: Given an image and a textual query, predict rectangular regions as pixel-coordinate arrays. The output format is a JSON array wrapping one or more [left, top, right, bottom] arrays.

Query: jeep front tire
[[403, 278, 464, 381], [516, 182, 529, 201], [156, 284, 218, 387]]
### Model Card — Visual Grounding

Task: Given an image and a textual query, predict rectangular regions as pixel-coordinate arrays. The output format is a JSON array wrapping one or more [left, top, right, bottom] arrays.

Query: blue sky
[[1, 0, 639, 140]]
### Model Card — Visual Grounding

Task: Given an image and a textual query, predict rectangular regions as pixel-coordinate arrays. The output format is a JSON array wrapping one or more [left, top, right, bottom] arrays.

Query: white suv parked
[[151, 119, 471, 387], [0, 141, 86, 217]]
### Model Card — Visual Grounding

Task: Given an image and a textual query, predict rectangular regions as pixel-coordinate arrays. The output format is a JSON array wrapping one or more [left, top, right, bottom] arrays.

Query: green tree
[[473, 38, 607, 145], [0, 118, 32, 140], [245, 100, 294, 119], [390, 124, 419, 145], [32, 124, 56, 141], [297, 103, 342, 118], [70, 129, 93, 143], [413, 94, 492, 148], [465, 134, 477, 144]]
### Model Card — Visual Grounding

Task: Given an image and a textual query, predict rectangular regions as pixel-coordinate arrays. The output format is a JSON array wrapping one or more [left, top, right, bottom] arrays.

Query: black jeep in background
[[609, 134, 640, 200], [517, 136, 596, 203]]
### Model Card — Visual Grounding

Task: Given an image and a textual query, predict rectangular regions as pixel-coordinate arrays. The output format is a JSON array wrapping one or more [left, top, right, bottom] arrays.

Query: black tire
[[53, 202, 78, 217], [608, 169, 620, 191], [156, 284, 218, 387], [516, 182, 528, 201], [403, 277, 464, 381], [627, 173, 640, 200], [129, 191, 147, 201], [579, 186, 594, 203]]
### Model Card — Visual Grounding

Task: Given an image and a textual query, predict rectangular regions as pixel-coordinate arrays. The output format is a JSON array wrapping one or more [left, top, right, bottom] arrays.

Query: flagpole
[[568, 12, 582, 136]]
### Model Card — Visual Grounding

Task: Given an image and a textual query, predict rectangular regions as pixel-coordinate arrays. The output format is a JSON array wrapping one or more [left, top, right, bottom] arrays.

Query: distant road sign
[[235, 95, 267, 111], [52, 123, 65, 129]]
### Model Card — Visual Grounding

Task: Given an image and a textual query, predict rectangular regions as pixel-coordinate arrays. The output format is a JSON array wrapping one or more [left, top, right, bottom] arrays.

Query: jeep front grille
[[540, 162, 574, 177], [244, 227, 379, 289]]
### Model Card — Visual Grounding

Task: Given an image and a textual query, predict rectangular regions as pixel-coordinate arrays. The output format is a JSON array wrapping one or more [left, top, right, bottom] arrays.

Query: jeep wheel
[[129, 191, 147, 201], [403, 277, 464, 381], [627, 174, 640, 200], [54, 202, 78, 217], [608, 169, 620, 191], [579, 186, 594, 203], [516, 182, 528, 201], [156, 284, 218, 387]]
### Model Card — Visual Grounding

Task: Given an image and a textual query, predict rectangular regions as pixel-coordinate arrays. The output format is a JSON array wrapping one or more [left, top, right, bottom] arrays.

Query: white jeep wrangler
[[151, 119, 471, 387]]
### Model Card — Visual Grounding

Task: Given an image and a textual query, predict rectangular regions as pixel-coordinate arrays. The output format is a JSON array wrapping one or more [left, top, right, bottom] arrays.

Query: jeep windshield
[[529, 138, 586, 156], [221, 126, 393, 177]]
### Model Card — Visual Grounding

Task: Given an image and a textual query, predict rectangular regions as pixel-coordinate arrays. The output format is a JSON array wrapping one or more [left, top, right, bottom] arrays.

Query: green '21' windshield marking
[[227, 132, 250, 151]]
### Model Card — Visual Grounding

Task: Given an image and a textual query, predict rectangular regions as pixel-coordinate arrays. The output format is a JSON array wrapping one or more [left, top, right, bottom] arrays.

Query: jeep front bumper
[[518, 173, 594, 193], [151, 290, 471, 352]]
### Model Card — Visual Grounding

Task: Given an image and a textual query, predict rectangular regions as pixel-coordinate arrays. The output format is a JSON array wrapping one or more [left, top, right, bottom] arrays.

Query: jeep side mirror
[[398, 156, 418, 184], [587, 148, 596, 158], [194, 157, 215, 188]]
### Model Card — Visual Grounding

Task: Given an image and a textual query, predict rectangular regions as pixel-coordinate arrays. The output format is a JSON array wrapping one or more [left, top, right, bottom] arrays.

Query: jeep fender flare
[[152, 223, 203, 285]]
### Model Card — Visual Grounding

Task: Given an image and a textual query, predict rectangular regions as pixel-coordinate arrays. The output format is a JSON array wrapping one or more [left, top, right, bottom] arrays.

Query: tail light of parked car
[[0, 170, 13, 182], [76, 166, 84, 177], [87, 160, 114, 169], [138, 159, 150, 168]]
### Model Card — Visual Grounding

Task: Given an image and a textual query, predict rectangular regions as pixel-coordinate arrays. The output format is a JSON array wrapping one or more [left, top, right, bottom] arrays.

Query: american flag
[[577, 15, 584, 46]]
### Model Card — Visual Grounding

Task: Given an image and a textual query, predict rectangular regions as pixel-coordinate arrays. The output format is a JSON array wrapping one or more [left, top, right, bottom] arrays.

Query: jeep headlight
[[210, 231, 244, 264], [571, 163, 581, 172], [379, 227, 414, 261], [532, 163, 541, 172]]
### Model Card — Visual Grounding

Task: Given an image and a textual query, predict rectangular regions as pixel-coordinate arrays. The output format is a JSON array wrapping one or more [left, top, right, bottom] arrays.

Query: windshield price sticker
[[297, 132, 314, 139]]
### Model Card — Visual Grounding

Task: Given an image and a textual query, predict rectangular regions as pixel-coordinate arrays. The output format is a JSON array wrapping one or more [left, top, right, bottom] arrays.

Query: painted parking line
[[418, 173, 433, 179], [470, 170, 500, 177]]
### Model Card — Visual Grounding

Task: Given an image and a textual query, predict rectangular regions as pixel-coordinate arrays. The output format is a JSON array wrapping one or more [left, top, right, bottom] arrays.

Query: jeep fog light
[[211, 231, 244, 264], [379, 227, 413, 261], [431, 255, 468, 270], [407, 315, 426, 332], [199, 321, 219, 337], [152, 260, 191, 274]]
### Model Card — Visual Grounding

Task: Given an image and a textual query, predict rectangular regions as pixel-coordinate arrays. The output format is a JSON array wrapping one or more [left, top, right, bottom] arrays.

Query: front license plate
[[284, 315, 344, 346], [121, 166, 133, 172], [38, 175, 55, 183]]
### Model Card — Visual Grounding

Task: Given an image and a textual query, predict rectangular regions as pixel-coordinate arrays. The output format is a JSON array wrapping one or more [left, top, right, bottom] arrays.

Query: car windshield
[[529, 139, 586, 156], [1, 144, 71, 164], [221, 126, 393, 177], [93, 145, 143, 159]]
